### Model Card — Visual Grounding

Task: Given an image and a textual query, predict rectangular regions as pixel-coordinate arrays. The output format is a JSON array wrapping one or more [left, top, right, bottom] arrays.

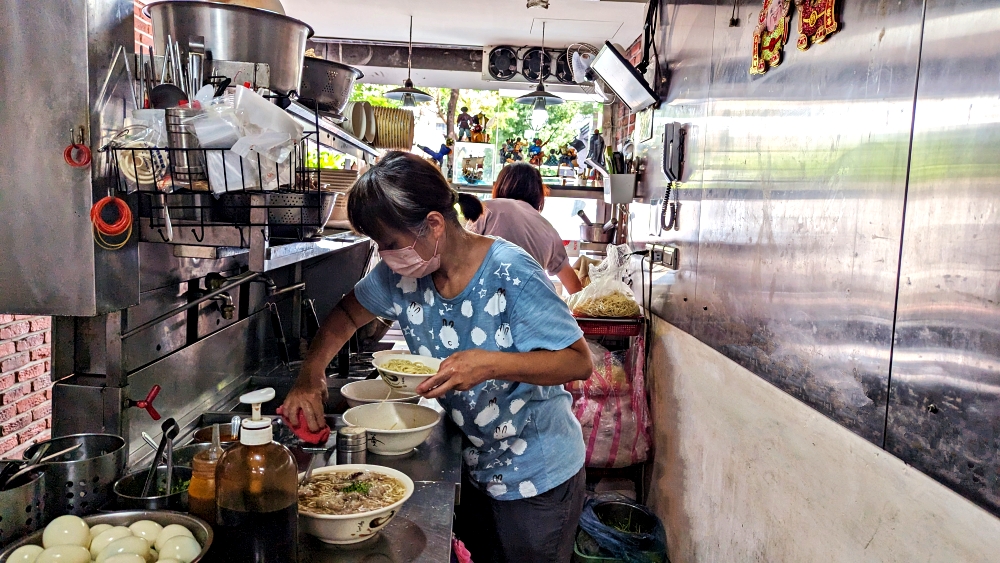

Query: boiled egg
[[153, 525, 194, 551], [127, 521, 162, 543], [157, 536, 201, 563], [41, 515, 89, 549], [89, 524, 113, 543], [89, 527, 132, 558], [95, 536, 151, 563], [6, 544, 44, 563], [103, 554, 147, 563], [35, 545, 91, 563]]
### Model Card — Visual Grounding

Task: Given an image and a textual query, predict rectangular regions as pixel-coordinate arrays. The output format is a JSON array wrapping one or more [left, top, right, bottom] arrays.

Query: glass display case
[[452, 142, 497, 186]]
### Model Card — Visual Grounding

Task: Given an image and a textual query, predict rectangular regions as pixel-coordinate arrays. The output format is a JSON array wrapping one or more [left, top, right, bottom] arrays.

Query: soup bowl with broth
[[297, 465, 414, 544]]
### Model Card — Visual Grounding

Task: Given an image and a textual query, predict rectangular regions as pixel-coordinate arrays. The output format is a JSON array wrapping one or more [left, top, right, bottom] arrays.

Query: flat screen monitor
[[590, 41, 658, 113]]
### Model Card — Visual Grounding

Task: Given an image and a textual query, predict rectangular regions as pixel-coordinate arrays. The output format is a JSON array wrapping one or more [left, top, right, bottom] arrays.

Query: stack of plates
[[372, 107, 415, 150], [318, 169, 359, 192]]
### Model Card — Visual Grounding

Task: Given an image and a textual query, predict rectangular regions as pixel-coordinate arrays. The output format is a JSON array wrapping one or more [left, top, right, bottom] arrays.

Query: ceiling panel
[[282, 0, 644, 47]]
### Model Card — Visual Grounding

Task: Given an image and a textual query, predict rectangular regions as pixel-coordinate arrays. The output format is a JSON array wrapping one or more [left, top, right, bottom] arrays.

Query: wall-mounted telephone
[[662, 122, 685, 182], [661, 123, 686, 232]]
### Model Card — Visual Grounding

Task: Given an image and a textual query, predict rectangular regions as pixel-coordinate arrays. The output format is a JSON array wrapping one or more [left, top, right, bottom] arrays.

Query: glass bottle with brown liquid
[[215, 388, 299, 563]]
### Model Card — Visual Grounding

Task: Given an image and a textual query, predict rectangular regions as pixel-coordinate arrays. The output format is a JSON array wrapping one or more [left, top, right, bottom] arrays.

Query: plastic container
[[188, 424, 224, 523], [215, 388, 299, 563]]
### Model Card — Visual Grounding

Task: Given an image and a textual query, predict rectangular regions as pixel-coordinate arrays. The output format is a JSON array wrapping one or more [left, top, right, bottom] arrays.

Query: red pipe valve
[[128, 384, 162, 421]]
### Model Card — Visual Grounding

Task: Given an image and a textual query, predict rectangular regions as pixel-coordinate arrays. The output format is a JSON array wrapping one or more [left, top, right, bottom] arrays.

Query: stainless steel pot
[[24, 434, 126, 522], [580, 224, 613, 244], [145, 1, 314, 95], [298, 57, 364, 118], [113, 466, 192, 512], [0, 464, 44, 547]]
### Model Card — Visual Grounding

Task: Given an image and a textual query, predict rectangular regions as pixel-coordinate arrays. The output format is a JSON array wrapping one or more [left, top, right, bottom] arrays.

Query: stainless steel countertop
[[197, 382, 464, 563]]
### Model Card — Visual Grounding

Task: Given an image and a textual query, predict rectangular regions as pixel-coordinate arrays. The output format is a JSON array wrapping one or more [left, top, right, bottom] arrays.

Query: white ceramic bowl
[[372, 354, 441, 393], [371, 349, 409, 361], [342, 403, 442, 455], [298, 464, 414, 545], [341, 379, 420, 409]]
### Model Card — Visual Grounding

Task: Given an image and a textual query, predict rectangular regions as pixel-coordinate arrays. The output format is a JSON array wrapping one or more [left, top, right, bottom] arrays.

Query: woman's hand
[[281, 369, 329, 432], [416, 350, 497, 399]]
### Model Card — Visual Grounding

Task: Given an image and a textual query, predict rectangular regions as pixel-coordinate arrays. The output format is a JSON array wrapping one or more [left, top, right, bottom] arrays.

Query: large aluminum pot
[[145, 0, 314, 95], [298, 57, 364, 118]]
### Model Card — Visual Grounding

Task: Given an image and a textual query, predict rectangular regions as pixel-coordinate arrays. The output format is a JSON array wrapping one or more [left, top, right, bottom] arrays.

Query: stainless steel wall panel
[[632, 2, 718, 334], [640, 0, 926, 445], [125, 312, 265, 462], [886, 0, 1000, 516], [0, 0, 138, 315]]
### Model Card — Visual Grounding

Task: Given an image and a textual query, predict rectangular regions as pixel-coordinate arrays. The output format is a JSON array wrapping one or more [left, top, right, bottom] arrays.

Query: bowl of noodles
[[342, 402, 443, 455], [372, 354, 441, 393], [298, 464, 414, 544]]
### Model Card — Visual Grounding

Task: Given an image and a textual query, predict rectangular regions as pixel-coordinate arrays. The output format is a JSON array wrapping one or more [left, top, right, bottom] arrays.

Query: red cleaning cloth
[[276, 406, 331, 445]]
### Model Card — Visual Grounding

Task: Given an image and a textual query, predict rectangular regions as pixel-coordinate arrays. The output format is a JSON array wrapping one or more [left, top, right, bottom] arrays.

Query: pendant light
[[516, 21, 563, 127], [384, 16, 433, 109]]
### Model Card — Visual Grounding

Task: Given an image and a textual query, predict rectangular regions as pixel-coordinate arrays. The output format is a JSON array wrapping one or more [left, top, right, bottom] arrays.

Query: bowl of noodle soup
[[372, 353, 442, 392], [298, 464, 414, 544]]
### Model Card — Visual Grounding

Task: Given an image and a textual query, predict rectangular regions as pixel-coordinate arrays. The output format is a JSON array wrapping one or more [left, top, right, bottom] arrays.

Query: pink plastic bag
[[567, 337, 650, 468]]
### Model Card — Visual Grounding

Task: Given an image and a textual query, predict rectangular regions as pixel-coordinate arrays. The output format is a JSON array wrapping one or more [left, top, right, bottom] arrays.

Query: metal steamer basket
[[23, 434, 127, 522], [0, 466, 44, 548]]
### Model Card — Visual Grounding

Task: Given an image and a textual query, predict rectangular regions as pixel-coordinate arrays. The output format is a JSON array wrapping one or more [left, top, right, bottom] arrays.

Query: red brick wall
[[0, 316, 52, 459], [135, 0, 152, 53]]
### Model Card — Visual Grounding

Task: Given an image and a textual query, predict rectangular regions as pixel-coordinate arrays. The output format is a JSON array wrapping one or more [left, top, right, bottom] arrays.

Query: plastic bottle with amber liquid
[[187, 423, 222, 523], [215, 388, 299, 563]]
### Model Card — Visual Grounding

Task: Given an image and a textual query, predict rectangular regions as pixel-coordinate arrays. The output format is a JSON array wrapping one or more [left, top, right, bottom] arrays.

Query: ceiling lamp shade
[[515, 22, 563, 125], [385, 16, 431, 110]]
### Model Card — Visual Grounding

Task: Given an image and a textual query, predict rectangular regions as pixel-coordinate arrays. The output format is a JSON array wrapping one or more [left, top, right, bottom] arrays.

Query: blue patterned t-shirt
[[354, 239, 586, 500]]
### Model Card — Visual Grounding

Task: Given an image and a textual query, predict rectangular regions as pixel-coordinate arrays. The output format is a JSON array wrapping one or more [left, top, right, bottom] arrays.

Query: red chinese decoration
[[750, 0, 792, 75], [796, 0, 838, 51]]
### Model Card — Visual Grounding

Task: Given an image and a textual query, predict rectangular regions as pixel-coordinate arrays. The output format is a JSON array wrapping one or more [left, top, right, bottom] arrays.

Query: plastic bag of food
[[567, 244, 640, 318], [567, 338, 650, 468]]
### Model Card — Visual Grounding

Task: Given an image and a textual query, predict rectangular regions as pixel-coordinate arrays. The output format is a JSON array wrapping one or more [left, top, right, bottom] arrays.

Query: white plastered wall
[[646, 318, 1000, 563]]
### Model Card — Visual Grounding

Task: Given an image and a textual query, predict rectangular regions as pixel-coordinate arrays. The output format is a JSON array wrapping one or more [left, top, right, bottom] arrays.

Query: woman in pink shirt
[[459, 163, 584, 294]]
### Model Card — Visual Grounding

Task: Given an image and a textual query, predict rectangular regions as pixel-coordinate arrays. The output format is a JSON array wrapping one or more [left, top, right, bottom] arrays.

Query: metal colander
[[23, 434, 126, 521], [0, 465, 44, 548]]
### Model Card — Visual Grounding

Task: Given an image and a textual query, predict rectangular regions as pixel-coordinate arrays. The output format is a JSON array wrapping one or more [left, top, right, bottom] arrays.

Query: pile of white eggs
[[6, 515, 203, 563]]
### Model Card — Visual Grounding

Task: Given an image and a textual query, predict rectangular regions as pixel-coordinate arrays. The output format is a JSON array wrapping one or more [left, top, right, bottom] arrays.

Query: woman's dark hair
[[457, 193, 485, 222], [492, 162, 549, 211], [347, 151, 460, 241]]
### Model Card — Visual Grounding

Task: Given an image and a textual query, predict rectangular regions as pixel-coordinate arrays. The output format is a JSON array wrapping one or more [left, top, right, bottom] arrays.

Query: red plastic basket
[[575, 317, 644, 337]]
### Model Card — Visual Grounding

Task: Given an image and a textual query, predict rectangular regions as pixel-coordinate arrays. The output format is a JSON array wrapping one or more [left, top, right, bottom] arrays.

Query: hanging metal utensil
[[268, 302, 290, 364], [143, 417, 176, 497]]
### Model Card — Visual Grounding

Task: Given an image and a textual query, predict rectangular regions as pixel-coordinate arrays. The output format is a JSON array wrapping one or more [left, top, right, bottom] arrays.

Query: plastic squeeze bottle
[[188, 424, 223, 523], [215, 388, 298, 562]]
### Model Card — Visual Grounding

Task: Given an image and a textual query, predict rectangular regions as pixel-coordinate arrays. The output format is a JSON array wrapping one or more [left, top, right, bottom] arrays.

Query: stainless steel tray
[[0, 510, 212, 562]]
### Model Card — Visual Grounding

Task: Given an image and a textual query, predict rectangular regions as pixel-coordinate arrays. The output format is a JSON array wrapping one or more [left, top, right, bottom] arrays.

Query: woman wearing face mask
[[457, 163, 584, 295], [281, 151, 592, 563]]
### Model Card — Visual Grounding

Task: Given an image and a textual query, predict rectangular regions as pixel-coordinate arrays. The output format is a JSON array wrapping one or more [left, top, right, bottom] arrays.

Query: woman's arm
[[556, 263, 584, 294], [415, 337, 593, 399], [282, 290, 376, 431]]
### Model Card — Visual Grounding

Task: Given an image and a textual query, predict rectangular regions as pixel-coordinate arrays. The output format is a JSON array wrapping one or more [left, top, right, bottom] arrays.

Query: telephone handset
[[661, 123, 686, 232]]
